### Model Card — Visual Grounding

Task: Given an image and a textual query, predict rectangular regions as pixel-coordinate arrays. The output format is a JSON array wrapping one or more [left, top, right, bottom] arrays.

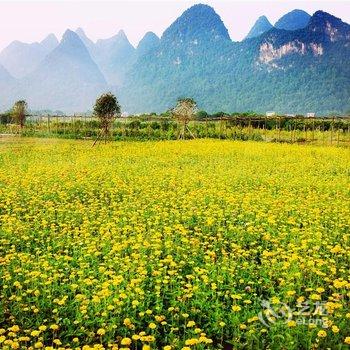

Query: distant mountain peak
[[75, 28, 92, 42], [96, 29, 133, 48], [49, 29, 99, 64], [307, 10, 350, 41], [76, 27, 86, 36], [137, 32, 160, 56], [94, 29, 136, 86], [9, 40, 25, 47], [41, 33, 58, 44], [138, 31, 159, 47], [62, 29, 78, 41], [256, 15, 270, 23], [184, 3, 217, 15], [162, 3, 230, 43], [40, 33, 58, 51], [24, 28, 107, 112], [139, 31, 159, 42], [309, 10, 342, 26], [115, 30, 134, 47], [0, 34, 57, 78], [75, 27, 95, 55], [275, 9, 311, 31], [60, 29, 89, 53], [36, 31, 105, 77], [246, 15, 273, 39], [4, 40, 39, 52], [117, 29, 127, 38]]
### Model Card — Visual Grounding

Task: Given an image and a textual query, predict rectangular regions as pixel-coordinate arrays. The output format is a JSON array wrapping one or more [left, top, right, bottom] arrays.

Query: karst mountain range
[[0, 4, 349, 114]]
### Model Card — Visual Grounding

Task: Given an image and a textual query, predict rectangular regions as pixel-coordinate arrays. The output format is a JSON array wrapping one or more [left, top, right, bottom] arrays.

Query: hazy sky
[[0, 0, 349, 50]]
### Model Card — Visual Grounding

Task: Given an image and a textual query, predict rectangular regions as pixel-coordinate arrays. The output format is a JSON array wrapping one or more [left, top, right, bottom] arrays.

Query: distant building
[[266, 111, 276, 117], [121, 112, 129, 118], [307, 112, 315, 118], [285, 114, 296, 118]]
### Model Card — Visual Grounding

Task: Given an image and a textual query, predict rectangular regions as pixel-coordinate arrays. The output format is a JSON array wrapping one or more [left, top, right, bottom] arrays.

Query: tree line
[[1, 94, 349, 142]]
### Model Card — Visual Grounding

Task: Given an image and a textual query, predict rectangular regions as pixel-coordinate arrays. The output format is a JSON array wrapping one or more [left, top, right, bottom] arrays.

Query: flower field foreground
[[0, 138, 349, 350]]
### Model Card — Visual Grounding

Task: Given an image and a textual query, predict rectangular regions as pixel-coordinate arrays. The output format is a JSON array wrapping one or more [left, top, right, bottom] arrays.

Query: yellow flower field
[[0, 138, 349, 350]]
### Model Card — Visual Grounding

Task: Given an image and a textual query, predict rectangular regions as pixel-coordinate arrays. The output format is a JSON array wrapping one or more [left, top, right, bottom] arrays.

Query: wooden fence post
[[330, 117, 334, 144]]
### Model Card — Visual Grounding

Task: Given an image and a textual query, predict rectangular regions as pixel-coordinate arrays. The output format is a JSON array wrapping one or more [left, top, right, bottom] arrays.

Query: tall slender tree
[[12, 100, 28, 129], [171, 98, 198, 139], [93, 93, 121, 145]]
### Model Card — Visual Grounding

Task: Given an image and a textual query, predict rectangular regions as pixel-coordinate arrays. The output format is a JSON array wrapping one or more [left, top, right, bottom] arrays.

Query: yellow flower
[[185, 339, 199, 345], [132, 300, 140, 307], [232, 305, 241, 312], [330, 245, 342, 253], [231, 294, 242, 300], [123, 318, 133, 327], [149, 323, 157, 329], [317, 330, 327, 338], [297, 296, 305, 304], [18, 336, 30, 342], [142, 335, 155, 342], [121, 338, 132, 346], [287, 320, 296, 327], [271, 297, 280, 304], [0, 136, 348, 350], [8, 326, 20, 333], [97, 328, 106, 336], [344, 337, 350, 345], [186, 321, 195, 327], [31, 330, 41, 337], [199, 336, 213, 344], [331, 326, 339, 334], [11, 341, 20, 349], [310, 294, 321, 301]]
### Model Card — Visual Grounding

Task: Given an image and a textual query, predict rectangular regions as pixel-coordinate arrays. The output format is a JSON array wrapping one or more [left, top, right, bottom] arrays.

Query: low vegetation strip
[[1, 116, 349, 146]]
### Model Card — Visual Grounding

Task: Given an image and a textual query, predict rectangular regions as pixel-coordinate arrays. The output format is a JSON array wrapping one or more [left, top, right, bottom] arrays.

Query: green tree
[[197, 110, 209, 119], [12, 100, 28, 129], [171, 98, 198, 139], [93, 93, 121, 145]]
